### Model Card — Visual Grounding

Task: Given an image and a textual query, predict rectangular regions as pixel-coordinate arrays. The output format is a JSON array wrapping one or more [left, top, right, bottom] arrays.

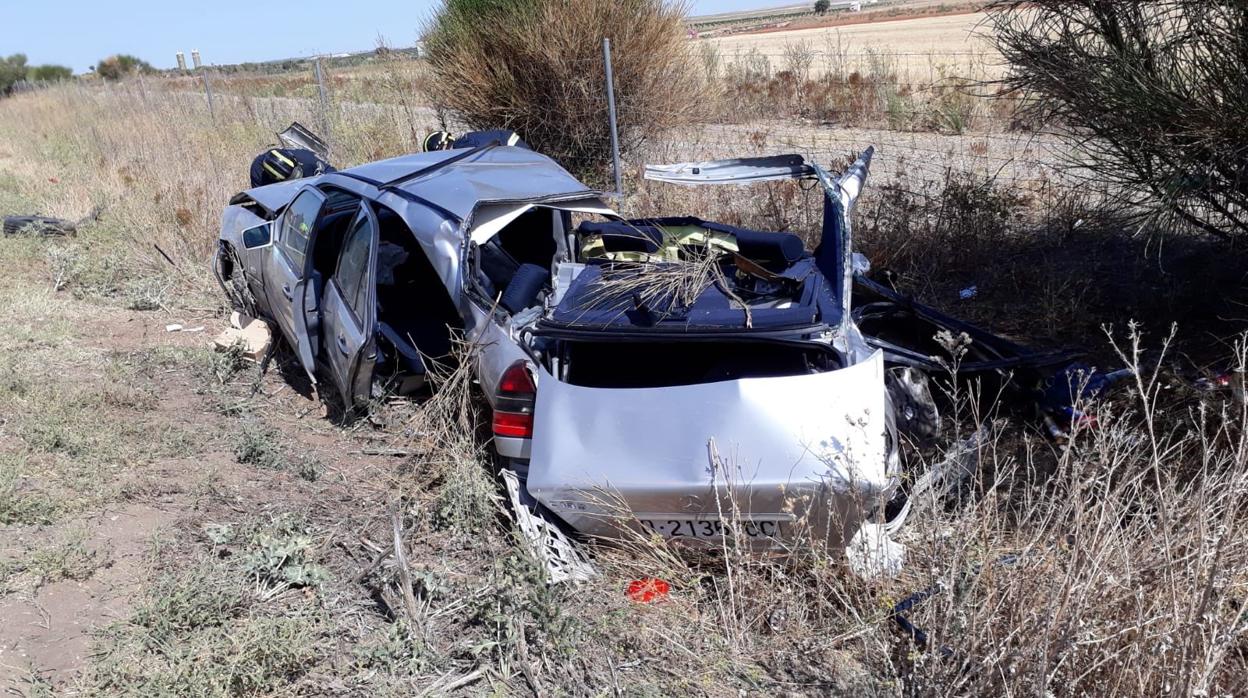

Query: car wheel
[[216, 242, 258, 317]]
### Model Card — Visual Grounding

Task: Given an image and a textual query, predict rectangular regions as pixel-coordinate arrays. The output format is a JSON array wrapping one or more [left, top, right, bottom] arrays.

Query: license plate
[[637, 517, 783, 540]]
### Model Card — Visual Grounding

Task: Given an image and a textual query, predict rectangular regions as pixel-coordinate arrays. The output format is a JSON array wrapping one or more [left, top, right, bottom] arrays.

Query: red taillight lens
[[493, 410, 534, 438], [498, 361, 536, 395], [627, 578, 671, 603], [493, 361, 536, 438]]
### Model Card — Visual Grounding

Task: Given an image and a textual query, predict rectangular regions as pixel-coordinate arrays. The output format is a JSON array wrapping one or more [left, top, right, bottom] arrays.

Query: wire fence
[[97, 47, 1067, 197]]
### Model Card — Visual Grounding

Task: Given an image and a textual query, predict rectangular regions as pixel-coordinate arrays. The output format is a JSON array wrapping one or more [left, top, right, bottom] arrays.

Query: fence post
[[202, 70, 216, 123], [314, 59, 332, 152], [603, 38, 624, 199]]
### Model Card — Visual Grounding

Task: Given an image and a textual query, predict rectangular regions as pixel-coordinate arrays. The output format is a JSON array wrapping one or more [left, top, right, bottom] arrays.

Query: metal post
[[202, 71, 215, 123], [314, 59, 331, 150], [603, 38, 623, 198]]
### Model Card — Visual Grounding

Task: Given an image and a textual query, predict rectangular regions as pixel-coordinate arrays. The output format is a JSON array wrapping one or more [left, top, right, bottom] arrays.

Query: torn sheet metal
[[852, 274, 1076, 373], [644, 154, 816, 185], [468, 197, 617, 245], [846, 522, 905, 578], [525, 351, 897, 548], [501, 469, 596, 584], [277, 121, 331, 160]]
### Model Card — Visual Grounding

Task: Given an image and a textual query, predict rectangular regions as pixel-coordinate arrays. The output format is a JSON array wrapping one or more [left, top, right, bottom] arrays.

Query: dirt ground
[[0, 242, 413, 691], [0, 227, 893, 696]]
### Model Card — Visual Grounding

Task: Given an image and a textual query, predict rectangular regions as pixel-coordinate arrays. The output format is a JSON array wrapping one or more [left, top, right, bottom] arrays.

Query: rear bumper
[[494, 434, 531, 460], [535, 474, 894, 550]]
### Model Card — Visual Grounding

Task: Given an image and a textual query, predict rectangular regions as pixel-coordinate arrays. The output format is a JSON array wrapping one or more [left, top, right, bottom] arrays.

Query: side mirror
[[241, 222, 272, 250]]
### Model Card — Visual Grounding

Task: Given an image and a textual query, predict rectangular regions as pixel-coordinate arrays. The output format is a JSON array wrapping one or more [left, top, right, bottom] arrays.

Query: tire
[[215, 242, 259, 317]]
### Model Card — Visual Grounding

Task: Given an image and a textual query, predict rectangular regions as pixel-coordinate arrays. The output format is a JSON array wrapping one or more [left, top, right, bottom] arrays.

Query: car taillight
[[493, 361, 535, 438]]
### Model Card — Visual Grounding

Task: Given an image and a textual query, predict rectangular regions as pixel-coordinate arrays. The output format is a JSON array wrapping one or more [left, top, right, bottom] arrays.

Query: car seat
[[500, 263, 549, 314]]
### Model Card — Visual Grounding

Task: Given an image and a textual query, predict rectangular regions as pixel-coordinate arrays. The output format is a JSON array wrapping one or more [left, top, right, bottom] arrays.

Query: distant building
[[191, 50, 202, 69], [176, 52, 187, 71]]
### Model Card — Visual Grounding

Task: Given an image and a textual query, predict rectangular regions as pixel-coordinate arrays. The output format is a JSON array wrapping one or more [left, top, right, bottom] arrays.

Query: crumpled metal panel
[[277, 122, 330, 159], [360, 146, 599, 220], [644, 154, 816, 185]]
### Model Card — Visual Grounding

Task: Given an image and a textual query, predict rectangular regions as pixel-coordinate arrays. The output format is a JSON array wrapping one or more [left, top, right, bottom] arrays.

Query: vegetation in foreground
[[990, 0, 1248, 240]]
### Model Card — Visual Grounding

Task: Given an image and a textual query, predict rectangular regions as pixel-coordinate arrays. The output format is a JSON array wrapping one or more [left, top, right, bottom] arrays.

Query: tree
[[96, 54, 155, 81], [28, 64, 72, 83], [814, 0, 831, 14], [423, 0, 707, 185], [0, 54, 29, 96], [989, 1, 1248, 240]]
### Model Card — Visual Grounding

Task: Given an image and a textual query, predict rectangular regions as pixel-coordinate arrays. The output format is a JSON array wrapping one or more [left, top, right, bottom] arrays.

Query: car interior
[[303, 188, 464, 395], [373, 205, 464, 391], [473, 207, 565, 315]]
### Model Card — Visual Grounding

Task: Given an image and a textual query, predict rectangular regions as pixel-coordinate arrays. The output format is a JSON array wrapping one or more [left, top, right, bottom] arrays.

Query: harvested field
[[705, 11, 1001, 80]]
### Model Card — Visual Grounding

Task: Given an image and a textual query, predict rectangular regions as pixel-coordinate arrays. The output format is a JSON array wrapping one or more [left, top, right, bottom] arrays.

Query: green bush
[[28, 64, 71, 83], [990, 0, 1248, 239], [96, 54, 155, 81], [0, 54, 28, 96]]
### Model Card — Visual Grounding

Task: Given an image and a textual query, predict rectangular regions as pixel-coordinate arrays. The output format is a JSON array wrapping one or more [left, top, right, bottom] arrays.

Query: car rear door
[[264, 186, 326, 380], [319, 201, 379, 409]]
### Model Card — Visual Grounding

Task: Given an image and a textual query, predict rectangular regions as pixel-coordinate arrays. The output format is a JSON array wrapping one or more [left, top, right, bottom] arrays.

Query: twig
[[442, 668, 485, 692], [417, 667, 485, 697], [391, 503, 423, 629], [151, 244, 178, 268], [516, 628, 545, 697], [358, 536, 385, 555], [361, 447, 410, 457], [351, 547, 393, 585]]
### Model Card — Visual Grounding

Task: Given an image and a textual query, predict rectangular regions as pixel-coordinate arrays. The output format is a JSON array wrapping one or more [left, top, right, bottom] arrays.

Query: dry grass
[[0, 80, 440, 292], [2, 70, 1247, 695], [424, 0, 708, 183], [582, 249, 726, 317], [706, 11, 1000, 80]]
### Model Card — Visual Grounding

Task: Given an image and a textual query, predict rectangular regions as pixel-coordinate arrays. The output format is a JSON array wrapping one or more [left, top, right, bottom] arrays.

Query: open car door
[[319, 201, 380, 409], [265, 185, 327, 382]]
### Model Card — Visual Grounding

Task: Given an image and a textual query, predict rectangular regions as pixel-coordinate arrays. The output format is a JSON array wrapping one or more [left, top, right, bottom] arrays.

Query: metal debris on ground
[[500, 469, 596, 584], [846, 522, 906, 579]]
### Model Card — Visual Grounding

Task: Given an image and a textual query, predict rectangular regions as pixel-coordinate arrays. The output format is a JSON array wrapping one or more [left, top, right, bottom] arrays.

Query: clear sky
[[7, 0, 802, 74]]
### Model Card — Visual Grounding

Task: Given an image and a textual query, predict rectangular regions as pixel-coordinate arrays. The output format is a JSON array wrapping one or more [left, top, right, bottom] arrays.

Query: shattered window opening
[[333, 213, 374, 325], [278, 189, 322, 270]]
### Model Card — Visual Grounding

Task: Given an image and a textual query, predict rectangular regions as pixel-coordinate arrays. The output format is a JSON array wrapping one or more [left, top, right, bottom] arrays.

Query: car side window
[[279, 190, 323, 270], [334, 212, 374, 323]]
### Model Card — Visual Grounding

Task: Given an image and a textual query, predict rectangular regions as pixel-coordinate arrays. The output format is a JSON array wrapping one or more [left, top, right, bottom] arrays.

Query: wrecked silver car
[[215, 138, 905, 559]]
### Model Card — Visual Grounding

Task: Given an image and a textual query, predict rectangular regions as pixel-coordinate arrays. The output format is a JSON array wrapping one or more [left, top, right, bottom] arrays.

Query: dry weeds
[[1, 70, 1246, 696]]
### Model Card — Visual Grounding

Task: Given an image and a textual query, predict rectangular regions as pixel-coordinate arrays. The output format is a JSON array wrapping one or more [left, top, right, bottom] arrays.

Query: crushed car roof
[[238, 146, 602, 222]]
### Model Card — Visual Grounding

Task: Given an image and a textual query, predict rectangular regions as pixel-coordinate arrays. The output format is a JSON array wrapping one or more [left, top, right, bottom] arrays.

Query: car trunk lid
[[525, 351, 895, 547]]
